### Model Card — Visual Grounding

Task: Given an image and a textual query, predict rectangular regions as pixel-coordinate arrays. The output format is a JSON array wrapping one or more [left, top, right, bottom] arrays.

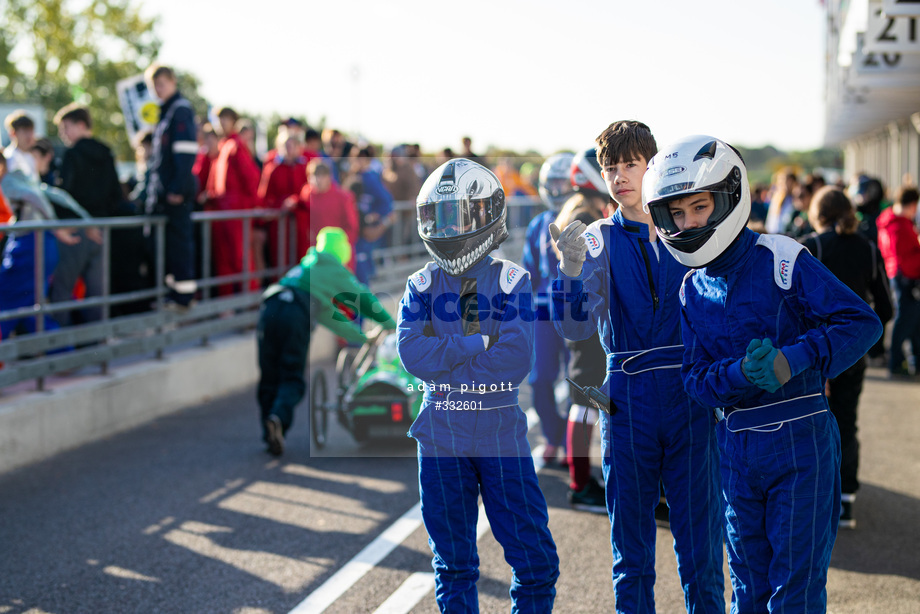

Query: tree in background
[[0, 0, 206, 161]]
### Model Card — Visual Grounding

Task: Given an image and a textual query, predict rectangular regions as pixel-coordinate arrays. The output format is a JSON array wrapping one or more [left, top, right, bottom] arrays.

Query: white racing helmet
[[538, 152, 575, 211], [416, 158, 508, 276], [643, 135, 750, 268]]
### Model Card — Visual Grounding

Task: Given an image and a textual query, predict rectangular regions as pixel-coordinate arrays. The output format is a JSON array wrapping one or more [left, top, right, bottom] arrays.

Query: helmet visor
[[649, 166, 743, 238], [418, 193, 504, 239], [542, 177, 573, 200]]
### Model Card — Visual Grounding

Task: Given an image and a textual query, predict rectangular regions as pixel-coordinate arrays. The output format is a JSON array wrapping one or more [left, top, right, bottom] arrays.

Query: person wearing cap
[[256, 226, 396, 456]]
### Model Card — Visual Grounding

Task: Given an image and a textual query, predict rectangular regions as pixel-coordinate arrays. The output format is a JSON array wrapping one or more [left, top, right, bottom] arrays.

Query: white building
[[826, 0, 920, 191]]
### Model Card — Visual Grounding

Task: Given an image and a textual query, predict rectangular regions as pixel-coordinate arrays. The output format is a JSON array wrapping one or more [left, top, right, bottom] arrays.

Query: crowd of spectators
[[1, 64, 919, 387], [0, 62, 520, 346]]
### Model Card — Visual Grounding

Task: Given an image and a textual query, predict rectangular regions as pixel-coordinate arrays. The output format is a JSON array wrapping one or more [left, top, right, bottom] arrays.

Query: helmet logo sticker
[[658, 182, 696, 196], [414, 272, 428, 287], [436, 184, 458, 194], [665, 152, 679, 160], [664, 166, 686, 176]]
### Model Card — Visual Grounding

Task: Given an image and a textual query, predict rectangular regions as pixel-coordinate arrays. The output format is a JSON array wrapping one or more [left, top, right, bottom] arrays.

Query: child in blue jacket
[[644, 135, 883, 613], [397, 159, 558, 613]]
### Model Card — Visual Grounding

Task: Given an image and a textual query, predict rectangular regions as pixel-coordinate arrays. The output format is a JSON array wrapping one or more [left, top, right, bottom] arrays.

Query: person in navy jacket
[[145, 63, 198, 308], [645, 135, 883, 613], [352, 145, 394, 284], [397, 159, 558, 613]]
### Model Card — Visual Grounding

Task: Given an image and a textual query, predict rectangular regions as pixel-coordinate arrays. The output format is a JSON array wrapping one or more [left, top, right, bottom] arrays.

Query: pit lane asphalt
[[0, 366, 917, 613]]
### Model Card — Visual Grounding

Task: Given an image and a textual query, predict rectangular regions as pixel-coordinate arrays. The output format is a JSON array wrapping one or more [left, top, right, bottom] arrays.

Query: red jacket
[[207, 133, 261, 210], [258, 156, 308, 210], [877, 207, 920, 279], [296, 183, 359, 267], [192, 149, 216, 203]]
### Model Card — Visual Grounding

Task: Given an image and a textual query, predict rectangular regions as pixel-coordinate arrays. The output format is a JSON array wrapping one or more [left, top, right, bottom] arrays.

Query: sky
[[147, 0, 827, 155]]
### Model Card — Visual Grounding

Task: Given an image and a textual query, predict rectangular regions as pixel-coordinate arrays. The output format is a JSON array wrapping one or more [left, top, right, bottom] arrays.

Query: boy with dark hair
[[645, 134, 882, 612], [3, 109, 38, 179], [551, 121, 724, 612], [52, 102, 122, 326]]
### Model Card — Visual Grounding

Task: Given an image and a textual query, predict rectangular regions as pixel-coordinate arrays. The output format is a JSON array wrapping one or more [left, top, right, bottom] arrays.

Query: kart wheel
[[311, 370, 329, 449], [336, 346, 359, 393]]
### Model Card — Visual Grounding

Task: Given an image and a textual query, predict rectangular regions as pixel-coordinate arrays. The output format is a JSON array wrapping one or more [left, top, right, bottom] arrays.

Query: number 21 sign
[[867, 1, 920, 53]]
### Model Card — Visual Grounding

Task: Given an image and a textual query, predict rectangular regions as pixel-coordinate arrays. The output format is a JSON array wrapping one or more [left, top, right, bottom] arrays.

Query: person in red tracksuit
[[207, 107, 262, 295], [192, 123, 220, 209], [877, 185, 920, 378], [292, 159, 359, 272], [258, 128, 308, 276]]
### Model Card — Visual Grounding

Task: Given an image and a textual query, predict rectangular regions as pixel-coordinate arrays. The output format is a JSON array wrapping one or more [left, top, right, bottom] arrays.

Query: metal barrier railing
[[0, 197, 543, 391]]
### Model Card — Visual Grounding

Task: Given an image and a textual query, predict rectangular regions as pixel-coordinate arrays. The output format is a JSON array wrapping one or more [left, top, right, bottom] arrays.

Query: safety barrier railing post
[[34, 230, 46, 391], [242, 216, 252, 297], [154, 219, 166, 360], [101, 225, 111, 375]]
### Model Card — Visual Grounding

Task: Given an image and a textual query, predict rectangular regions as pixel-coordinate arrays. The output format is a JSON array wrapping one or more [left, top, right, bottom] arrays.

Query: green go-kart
[[310, 329, 423, 448]]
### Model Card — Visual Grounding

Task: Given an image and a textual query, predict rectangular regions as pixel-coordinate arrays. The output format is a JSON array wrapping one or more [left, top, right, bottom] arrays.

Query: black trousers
[[828, 356, 867, 494], [256, 289, 313, 440], [151, 198, 195, 305]]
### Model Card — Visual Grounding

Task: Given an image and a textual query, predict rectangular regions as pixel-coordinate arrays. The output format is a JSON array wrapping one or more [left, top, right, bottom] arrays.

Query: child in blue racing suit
[[552, 122, 725, 614], [397, 158, 558, 613], [645, 135, 883, 613]]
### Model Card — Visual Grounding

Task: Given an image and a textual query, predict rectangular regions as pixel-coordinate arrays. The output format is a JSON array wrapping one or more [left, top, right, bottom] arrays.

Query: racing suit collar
[[705, 227, 756, 278], [612, 208, 652, 240], [463, 254, 494, 277]]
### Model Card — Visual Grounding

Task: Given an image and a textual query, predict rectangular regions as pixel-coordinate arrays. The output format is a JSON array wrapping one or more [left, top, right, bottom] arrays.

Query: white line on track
[[288, 503, 423, 614], [370, 572, 437, 614], [288, 407, 547, 614]]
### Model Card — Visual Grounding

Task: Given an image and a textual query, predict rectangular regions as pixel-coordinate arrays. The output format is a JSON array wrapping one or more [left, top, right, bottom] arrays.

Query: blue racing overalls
[[554, 210, 724, 614], [679, 228, 883, 613], [397, 255, 559, 613]]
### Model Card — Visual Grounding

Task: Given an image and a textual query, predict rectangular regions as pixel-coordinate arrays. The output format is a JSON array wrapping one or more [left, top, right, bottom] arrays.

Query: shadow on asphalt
[[830, 483, 920, 580]]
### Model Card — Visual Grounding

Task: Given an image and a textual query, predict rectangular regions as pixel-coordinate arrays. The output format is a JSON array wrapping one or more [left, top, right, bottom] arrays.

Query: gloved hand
[[549, 221, 588, 277], [742, 337, 792, 393]]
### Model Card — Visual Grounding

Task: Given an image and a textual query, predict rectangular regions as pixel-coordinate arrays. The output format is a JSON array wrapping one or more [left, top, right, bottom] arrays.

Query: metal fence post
[[155, 219, 166, 360], [276, 212, 286, 277], [203, 219, 212, 301], [242, 215, 251, 299], [101, 225, 111, 375], [34, 229, 46, 392]]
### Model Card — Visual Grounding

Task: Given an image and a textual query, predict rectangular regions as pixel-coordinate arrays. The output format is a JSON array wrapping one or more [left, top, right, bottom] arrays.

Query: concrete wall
[[0, 328, 338, 476]]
